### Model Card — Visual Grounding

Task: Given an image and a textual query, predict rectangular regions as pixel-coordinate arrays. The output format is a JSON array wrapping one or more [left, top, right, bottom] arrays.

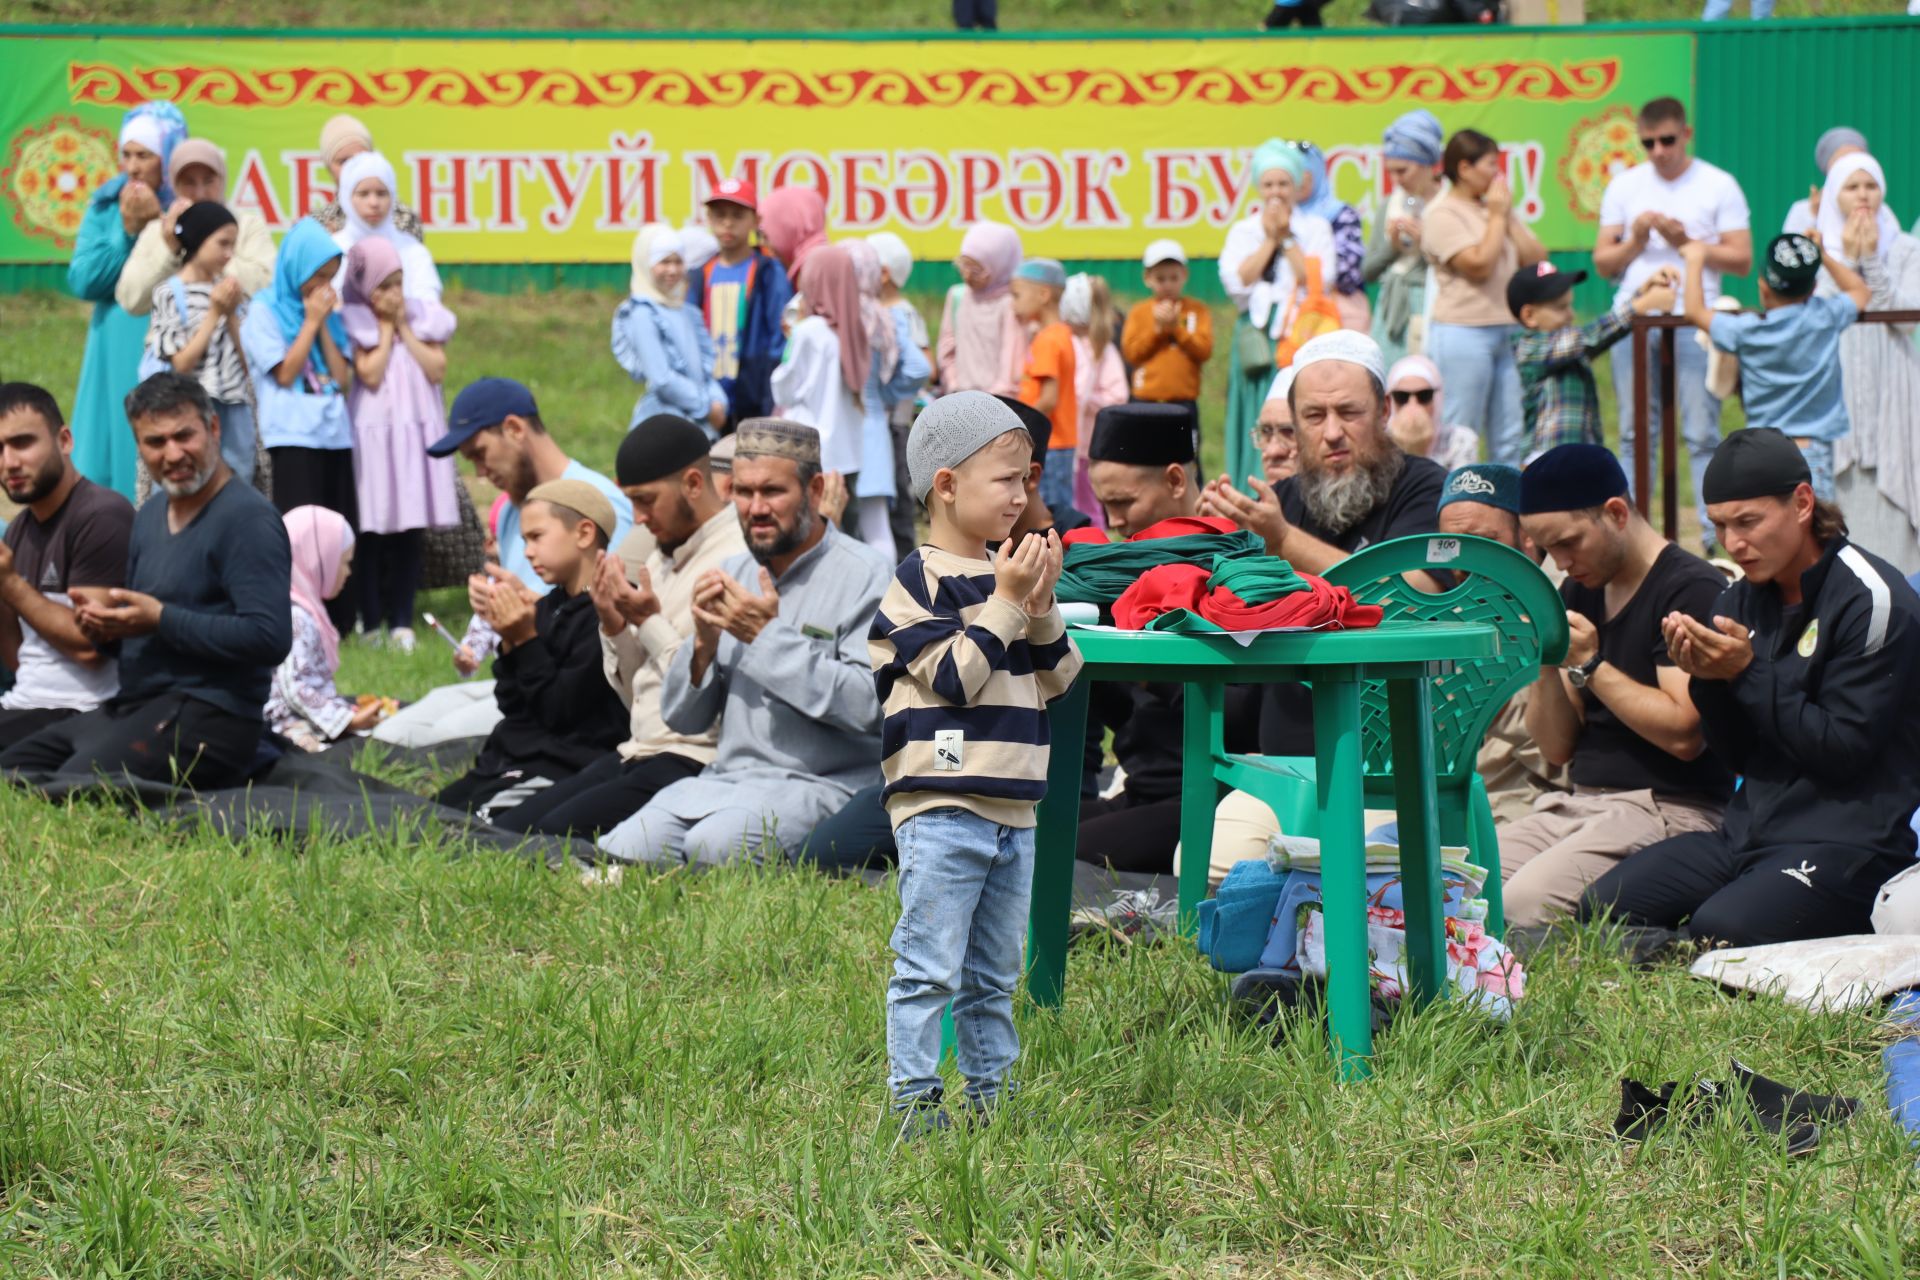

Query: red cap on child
[[705, 178, 757, 211]]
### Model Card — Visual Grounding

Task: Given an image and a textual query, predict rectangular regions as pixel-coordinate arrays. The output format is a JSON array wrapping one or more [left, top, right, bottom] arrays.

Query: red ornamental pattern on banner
[[3, 115, 117, 248], [67, 58, 1622, 111]]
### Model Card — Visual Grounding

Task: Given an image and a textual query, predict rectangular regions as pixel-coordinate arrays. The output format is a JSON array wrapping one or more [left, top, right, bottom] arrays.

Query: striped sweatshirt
[[869, 545, 1085, 830]]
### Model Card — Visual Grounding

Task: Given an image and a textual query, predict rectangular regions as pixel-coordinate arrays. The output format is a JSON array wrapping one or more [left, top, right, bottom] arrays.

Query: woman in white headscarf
[[612, 223, 727, 433], [1817, 152, 1920, 574], [331, 152, 442, 302]]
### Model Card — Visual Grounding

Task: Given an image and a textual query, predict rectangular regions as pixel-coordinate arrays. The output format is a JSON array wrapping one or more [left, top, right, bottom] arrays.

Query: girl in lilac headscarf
[[936, 220, 1028, 397], [67, 100, 189, 498], [341, 236, 460, 650], [1296, 140, 1371, 332]]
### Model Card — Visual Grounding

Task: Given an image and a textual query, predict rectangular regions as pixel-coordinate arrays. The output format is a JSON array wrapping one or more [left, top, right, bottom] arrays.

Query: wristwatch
[[1565, 656, 1602, 689]]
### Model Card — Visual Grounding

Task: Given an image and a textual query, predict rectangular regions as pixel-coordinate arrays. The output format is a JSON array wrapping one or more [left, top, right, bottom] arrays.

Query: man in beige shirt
[[494, 415, 744, 839]]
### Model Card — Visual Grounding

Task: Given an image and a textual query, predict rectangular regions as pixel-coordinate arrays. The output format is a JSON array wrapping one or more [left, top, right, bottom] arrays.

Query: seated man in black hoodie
[[437, 479, 629, 822], [1582, 429, 1920, 947]]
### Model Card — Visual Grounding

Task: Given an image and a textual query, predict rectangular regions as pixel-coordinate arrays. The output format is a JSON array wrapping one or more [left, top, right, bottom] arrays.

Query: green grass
[[0, 778, 1917, 1276], [0, 0, 1897, 31], [3, 287, 1916, 1276]]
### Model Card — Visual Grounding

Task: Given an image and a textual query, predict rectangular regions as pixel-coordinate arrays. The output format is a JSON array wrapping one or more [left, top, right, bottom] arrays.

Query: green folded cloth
[[1055, 530, 1264, 605], [1205, 553, 1309, 603]]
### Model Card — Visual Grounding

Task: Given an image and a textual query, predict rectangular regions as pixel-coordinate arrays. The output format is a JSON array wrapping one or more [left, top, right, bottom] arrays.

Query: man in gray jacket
[[597, 419, 892, 867]]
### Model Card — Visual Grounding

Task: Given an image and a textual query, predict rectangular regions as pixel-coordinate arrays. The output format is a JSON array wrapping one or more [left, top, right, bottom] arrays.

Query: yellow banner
[[1, 31, 1692, 262]]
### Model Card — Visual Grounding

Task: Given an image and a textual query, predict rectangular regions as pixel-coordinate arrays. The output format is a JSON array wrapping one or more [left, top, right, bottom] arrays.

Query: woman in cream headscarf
[[115, 138, 276, 317], [1817, 152, 1920, 574], [309, 114, 427, 241], [612, 223, 727, 432], [66, 100, 189, 498], [1218, 138, 1336, 494]]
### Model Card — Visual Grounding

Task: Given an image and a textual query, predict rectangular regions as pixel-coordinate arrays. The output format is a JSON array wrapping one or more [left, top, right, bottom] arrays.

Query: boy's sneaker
[[389, 627, 418, 655], [893, 1099, 950, 1142]]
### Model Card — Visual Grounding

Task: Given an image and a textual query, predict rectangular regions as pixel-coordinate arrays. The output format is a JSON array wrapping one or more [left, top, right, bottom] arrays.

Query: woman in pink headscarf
[[771, 243, 867, 480], [267, 505, 385, 751], [937, 220, 1028, 397], [760, 186, 829, 284], [340, 235, 458, 652], [1385, 354, 1480, 473]]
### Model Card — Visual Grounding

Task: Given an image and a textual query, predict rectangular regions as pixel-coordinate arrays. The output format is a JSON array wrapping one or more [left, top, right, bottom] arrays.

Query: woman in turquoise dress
[[66, 101, 188, 499]]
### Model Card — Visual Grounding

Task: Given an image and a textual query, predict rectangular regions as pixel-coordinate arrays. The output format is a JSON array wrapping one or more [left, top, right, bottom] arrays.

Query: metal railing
[[1627, 310, 1920, 541]]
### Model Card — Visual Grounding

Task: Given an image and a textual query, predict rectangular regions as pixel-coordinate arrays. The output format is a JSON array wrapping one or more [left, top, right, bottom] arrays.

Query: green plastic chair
[[1211, 533, 1569, 935]]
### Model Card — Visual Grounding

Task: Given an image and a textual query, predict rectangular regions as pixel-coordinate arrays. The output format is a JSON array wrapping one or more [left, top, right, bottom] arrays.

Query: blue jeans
[[886, 806, 1034, 1107], [1428, 322, 1524, 466], [215, 399, 255, 485], [1610, 328, 1723, 545], [1039, 446, 1076, 517], [1702, 0, 1772, 17], [1792, 437, 1835, 500]]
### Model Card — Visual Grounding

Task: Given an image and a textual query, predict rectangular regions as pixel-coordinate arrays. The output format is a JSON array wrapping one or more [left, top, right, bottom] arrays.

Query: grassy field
[[4, 289, 1919, 1275], [0, 0, 1898, 30]]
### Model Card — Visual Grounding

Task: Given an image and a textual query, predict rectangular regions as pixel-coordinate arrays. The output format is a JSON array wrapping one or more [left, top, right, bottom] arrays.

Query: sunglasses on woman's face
[[1640, 133, 1681, 151], [1390, 388, 1435, 407]]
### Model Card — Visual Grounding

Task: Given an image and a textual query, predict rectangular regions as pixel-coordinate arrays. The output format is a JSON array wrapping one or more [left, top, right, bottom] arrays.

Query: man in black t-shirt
[[0, 383, 136, 747], [1501, 444, 1734, 929], [1201, 331, 1445, 758]]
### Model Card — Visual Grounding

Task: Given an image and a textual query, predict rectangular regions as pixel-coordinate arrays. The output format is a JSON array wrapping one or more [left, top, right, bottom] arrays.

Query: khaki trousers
[[1499, 788, 1723, 929]]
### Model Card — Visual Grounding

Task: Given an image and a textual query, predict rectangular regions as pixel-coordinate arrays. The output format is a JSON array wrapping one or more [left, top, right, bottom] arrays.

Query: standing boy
[[1681, 234, 1869, 499], [1120, 239, 1214, 447], [871, 391, 1083, 1136], [1508, 261, 1676, 462], [688, 179, 794, 427], [1012, 259, 1078, 517]]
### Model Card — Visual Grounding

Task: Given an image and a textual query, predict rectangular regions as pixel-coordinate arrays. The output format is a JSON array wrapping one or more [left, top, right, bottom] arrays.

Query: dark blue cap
[[1439, 463, 1521, 515], [428, 377, 539, 456], [1519, 443, 1629, 516]]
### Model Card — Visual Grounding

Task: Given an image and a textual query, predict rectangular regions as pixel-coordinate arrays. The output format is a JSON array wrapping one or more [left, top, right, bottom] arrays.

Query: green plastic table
[[1028, 620, 1503, 1081]]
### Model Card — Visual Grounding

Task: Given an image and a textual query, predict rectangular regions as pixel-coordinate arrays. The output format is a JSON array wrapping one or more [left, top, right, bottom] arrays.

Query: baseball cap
[[1506, 260, 1589, 320], [705, 178, 757, 211], [1142, 238, 1187, 268], [430, 378, 539, 457]]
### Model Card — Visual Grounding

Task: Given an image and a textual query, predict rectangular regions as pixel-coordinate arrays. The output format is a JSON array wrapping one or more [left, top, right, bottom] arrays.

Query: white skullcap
[[866, 231, 913, 290], [1290, 330, 1387, 392], [1265, 366, 1296, 404], [647, 228, 686, 267]]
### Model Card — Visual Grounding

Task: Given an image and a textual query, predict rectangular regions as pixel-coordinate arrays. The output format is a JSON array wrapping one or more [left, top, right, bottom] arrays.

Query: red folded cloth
[[1129, 515, 1241, 541], [1111, 563, 1210, 629], [1200, 577, 1384, 631], [1061, 526, 1111, 548]]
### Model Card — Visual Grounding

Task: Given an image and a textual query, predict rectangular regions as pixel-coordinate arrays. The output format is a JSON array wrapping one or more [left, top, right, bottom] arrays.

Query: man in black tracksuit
[[1581, 429, 1920, 946]]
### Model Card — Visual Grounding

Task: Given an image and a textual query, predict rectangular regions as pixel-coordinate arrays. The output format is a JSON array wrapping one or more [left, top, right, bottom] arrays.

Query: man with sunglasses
[[1594, 96, 1753, 551]]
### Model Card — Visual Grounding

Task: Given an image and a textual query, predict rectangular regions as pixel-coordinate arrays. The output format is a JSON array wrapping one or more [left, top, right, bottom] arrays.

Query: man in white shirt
[[1592, 96, 1753, 551]]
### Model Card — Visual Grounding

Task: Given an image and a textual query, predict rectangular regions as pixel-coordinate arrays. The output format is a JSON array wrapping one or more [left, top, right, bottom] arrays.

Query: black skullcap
[[174, 200, 237, 263], [616, 414, 712, 486], [1701, 427, 1811, 505], [1763, 233, 1822, 297], [994, 394, 1052, 456], [1519, 443, 1629, 515], [1089, 402, 1196, 466]]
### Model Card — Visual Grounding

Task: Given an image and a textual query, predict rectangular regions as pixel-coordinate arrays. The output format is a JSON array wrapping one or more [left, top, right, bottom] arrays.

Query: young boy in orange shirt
[[1120, 239, 1213, 448], [1012, 258, 1078, 513]]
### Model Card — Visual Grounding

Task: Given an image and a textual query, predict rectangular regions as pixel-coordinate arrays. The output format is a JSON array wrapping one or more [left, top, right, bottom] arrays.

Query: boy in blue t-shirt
[[1682, 232, 1869, 498], [686, 179, 793, 429]]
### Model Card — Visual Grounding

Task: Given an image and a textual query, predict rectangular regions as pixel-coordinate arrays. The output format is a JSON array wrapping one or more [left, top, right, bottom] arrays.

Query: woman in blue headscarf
[[1295, 141, 1370, 333], [66, 100, 188, 499], [1218, 138, 1336, 493], [1364, 109, 1447, 367], [240, 217, 357, 542]]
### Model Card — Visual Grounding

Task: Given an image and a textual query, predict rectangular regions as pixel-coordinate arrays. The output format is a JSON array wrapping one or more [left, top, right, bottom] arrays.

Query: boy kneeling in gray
[[868, 391, 1084, 1137]]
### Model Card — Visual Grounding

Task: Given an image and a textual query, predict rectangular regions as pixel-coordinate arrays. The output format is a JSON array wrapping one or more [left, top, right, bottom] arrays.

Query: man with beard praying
[[0, 372, 291, 788], [1201, 330, 1445, 756], [596, 419, 893, 868]]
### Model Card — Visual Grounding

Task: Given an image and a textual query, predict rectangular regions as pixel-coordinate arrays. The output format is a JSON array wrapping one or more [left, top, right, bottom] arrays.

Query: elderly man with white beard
[[1201, 330, 1445, 757]]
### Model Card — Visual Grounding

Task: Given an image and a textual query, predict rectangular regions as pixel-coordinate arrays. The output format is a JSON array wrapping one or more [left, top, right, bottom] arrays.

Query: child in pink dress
[[341, 236, 457, 653]]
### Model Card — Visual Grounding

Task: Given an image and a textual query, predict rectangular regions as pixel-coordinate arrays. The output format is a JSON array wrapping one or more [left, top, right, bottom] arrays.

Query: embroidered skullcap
[[734, 417, 822, 467]]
